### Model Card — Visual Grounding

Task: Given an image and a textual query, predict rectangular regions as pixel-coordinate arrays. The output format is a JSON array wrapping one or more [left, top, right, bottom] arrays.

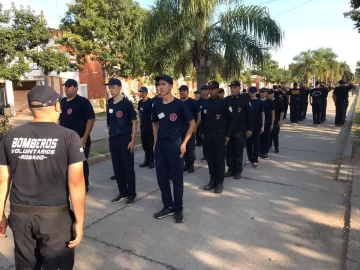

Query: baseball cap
[[259, 88, 267, 92], [200, 85, 208, 90], [228, 80, 241, 87], [27, 85, 62, 108], [267, 89, 274, 94], [155, 74, 173, 85], [249, 86, 257, 93], [105, 78, 122, 86], [194, 90, 200, 94], [63, 79, 78, 87], [338, 80, 345, 85], [208, 80, 219, 89], [293, 82, 298, 87], [139, 86, 148, 92], [273, 85, 278, 90], [178, 85, 189, 91]]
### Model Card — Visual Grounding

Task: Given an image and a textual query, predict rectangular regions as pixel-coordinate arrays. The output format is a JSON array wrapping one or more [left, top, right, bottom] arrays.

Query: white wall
[[5, 81, 15, 116]]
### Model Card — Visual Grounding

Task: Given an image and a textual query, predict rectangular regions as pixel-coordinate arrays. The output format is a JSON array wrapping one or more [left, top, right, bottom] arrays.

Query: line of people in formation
[[59, 77, 355, 224]]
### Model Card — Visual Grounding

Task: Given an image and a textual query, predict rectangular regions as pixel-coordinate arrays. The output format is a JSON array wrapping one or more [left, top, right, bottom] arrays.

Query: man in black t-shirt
[[138, 86, 154, 169], [309, 85, 323, 126], [269, 90, 284, 153], [106, 78, 138, 205], [60, 79, 95, 193], [333, 80, 355, 126], [179, 85, 201, 173], [0, 85, 85, 269], [288, 82, 301, 125]]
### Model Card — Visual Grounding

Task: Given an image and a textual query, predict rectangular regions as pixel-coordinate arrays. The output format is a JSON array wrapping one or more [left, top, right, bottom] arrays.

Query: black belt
[[11, 203, 69, 215]]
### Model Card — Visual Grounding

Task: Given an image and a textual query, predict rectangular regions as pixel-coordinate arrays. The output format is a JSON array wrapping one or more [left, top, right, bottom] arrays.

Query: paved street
[[1, 95, 358, 270]]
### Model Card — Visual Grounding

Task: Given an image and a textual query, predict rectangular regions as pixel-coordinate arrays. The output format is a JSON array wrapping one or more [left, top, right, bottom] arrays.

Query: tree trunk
[[195, 55, 207, 89], [44, 75, 50, 86]]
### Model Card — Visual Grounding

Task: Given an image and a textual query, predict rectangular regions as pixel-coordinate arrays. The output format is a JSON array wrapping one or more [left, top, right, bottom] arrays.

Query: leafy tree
[[344, 0, 360, 33], [355, 60, 360, 82], [253, 53, 280, 83], [59, 0, 147, 78], [0, 4, 71, 83], [339, 62, 354, 82], [140, 0, 283, 87], [290, 50, 316, 84]]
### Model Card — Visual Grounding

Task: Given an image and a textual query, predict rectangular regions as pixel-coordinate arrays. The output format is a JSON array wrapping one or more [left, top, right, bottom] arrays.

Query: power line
[[275, 0, 317, 17], [257, 0, 279, 5]]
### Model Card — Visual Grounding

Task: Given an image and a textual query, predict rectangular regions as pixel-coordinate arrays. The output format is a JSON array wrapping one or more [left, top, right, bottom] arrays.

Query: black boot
[[233, 171, 242, 179], [188, 162, 195, 173], [183, 161, 189, 172], [215, 183, 224, 193], [203, 179, 216, 190], [275, 147, 279, 153], [139, 158, 150, 168], [224, 169, 234, 178], [148, 158, 155, 169]]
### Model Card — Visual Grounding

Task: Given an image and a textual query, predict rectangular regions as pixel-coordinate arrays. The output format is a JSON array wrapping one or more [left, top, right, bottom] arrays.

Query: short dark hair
[[218, 88, 225, 94]]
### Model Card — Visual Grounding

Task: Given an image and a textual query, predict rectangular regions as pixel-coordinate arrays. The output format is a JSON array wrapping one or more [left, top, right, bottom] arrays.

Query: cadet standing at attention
[[202, 81, 234, 193], [288, 82, 301, 125], [259, 89, 275, 159], [309, 84, 323, 126], [333, 80, 355, 126], [197, 85, 210, 160], [138, 86, 155, 169], [0, 85, 85, 269], [106, 78, 138, 206], [152, 75, 196, 223], [268, 89, 284, 153], [224, 80, 253, 179], [60, 79, 95, 193], [179, 85, 201, 173]]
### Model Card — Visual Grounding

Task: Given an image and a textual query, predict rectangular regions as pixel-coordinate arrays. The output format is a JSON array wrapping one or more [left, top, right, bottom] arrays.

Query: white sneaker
[[252, 163, 258, 168]]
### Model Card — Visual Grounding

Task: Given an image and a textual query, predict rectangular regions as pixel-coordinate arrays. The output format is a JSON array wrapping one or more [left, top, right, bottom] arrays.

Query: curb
[[88, 143, 143, 166]]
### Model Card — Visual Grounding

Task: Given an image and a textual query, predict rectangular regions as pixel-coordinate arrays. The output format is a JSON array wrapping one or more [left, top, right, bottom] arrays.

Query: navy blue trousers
[[109, 135, 136, 196], [155, 138, 184, 212]]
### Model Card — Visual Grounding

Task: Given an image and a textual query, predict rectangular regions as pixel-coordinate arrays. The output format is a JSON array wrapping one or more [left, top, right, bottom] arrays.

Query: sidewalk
[[1, 96, 357, 270]]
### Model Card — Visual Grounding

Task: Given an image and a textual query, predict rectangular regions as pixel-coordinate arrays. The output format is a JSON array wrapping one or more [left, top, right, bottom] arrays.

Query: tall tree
[[58, 0, 146, 78], [290, 50, 316, 84], [354, 60, 360, 82], [140, 0, 283, 87], [344, 0, 360, 33], [0, 4, 71, 83], [339, 62, 354, 82]]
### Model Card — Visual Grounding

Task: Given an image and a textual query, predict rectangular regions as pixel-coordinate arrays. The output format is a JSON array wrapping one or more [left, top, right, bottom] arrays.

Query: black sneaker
[[139, 159, 150, 168], [174, 211, 184, 223], [215, 183, 224, 193], [126, 196, 136, 206], [154, 208, 174, 219], [224, 170, 234, 177], [263, 154, 269, 160], [233, 172, 242, 179], [188, 163, 195, 173], [111, 194, 128, 203], [275, 147, 279, 153], [110, 175, 116, 180]]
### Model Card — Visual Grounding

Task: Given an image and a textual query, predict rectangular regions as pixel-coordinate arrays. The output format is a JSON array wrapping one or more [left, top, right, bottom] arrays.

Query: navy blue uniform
[[320, 87, 329, 122], [288, 88, 301, 124], [182, 98, 200, 166], [107, 97, 137, 197], [225, 94, 253, 174], [60, 95, 95, 189], [299, 87, 310, 120], [310, 88, 323, 125], [152, 98, 193, 212], [202, 97, 234, 185], [196, 97, 206, 147], [138, 98, 154, 162], [260, 99, 274, 156], [334, 85, 352, 125], [271, 98, 284, 149], [246, 98, 263, 163]]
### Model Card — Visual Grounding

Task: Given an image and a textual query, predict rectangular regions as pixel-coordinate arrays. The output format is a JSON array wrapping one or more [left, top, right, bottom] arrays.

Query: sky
[[4, 0, 360, 71]]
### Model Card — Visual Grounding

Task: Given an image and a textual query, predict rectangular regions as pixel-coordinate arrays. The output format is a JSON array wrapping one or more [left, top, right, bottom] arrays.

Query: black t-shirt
[[288, 88, 301, 103], [138, 98, 153, 132], [249, 98, 264, 131], [183, 98, 200, 122], [273, 98, 284, 123], [300, 87, 310, 103], [310, 88, 323, 103], [334, 85, 352, 102], [59, 95, 95, 138], [152, 98, 193, 139], [0, 122, 85, 206], [262, 99, 275, 126], [107, 97, 137, 136]]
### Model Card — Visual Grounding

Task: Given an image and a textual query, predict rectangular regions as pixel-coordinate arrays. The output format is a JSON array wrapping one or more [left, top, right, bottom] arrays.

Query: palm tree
[[140, 0, 283, 87], [290, 50, 316, 84], [355, 60, 360, 82]]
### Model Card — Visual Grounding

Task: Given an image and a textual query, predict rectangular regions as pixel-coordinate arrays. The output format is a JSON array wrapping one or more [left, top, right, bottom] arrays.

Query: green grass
[[95, 112, 107, 118], [352, 97, 360, 160], [89, 132, 142, 157]]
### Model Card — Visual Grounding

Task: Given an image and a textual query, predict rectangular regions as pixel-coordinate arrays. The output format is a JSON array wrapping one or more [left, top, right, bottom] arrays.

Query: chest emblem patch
[[216, 114, 221, 120], [169, 113, 177, 121], [67, 108, 72, 115], [116, 111, 123, 118], [237, 107, 242, 113]]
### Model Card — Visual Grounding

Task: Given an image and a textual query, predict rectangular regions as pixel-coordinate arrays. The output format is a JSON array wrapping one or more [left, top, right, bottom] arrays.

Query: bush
[[0, 116, 12, 142]]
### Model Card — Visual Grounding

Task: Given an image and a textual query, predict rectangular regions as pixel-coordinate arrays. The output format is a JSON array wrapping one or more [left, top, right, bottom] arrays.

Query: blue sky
[[7, 0, 360, 71]]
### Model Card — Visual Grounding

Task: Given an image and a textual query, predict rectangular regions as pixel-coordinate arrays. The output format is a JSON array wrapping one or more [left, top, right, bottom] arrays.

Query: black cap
[[259, 88, 267, 92], [27, 85, 62, 108], [105, 78, 122, 86], [273, 85, 278, 90], [338, 80, 345, 85], [139, 86, 148, 92], [194, 90, 200, 94], [249, 86, 257, 93], [228, 80, 241, 87], [293, 82, 298, 87], [267, 89, 274, 94], [63, 79, 78, 87], [178, 85, 189, 91], [208, 80, 219, 89], [315, 81, 320, 86], [200, 85, 208, 90], [155, 74, 173, 85]]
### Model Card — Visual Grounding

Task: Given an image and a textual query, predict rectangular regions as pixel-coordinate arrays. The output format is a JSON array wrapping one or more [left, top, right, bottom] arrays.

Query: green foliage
[[59, 0, 147, 77], [0, 116, 12, 138], [344, 0, 360, 33], [0, 3, 71, 82], [355, 61, 360, 82]]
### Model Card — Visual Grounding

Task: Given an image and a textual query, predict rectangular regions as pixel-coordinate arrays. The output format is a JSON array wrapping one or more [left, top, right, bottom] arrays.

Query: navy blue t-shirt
[[310, 89, 323, 103], [59, 95, 95, 138], [249, 98, 264, 132], [107, 97, 137, 136], [152, 95, 162, 108], [183, 98, 200, 122], [152, 98, 194, 139], [138, 98, 153, 132], [262, 99, 275, 126]]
